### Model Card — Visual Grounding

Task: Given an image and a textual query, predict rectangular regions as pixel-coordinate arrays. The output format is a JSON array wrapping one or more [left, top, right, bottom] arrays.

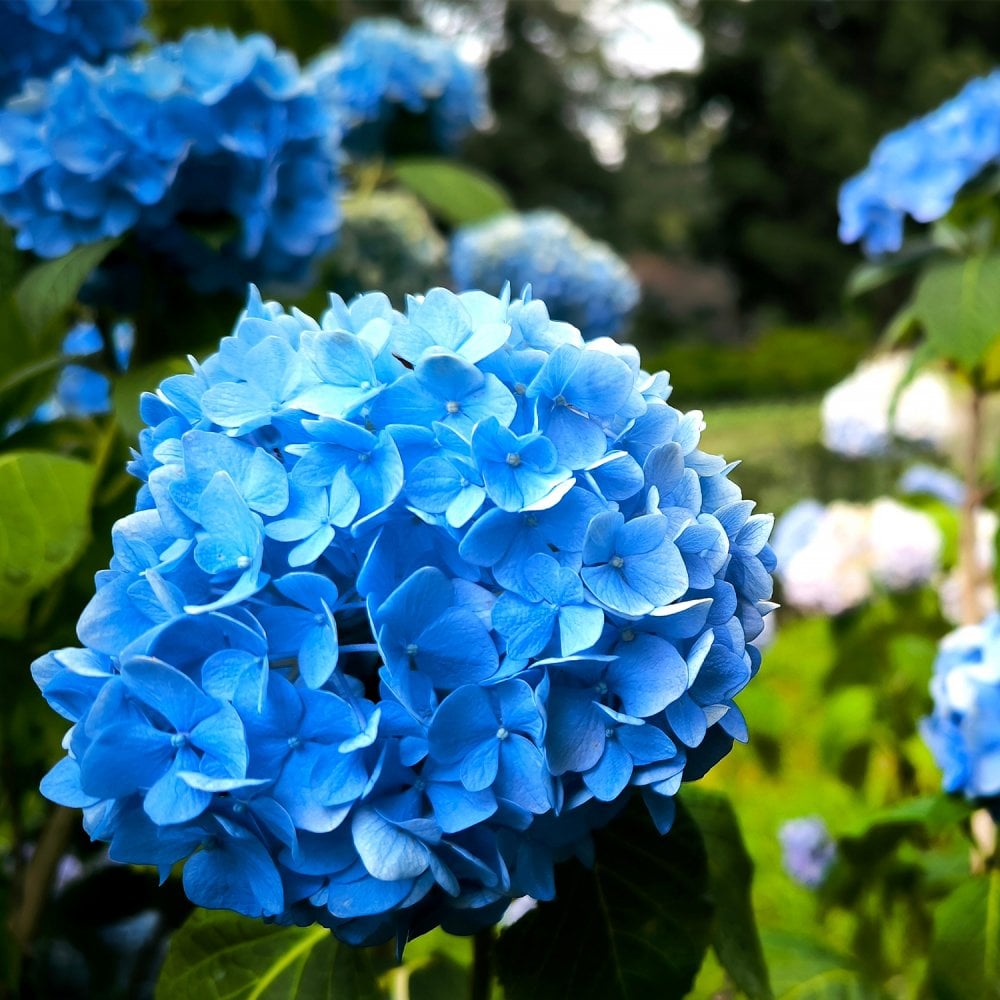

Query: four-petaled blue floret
[[0, 0, 146, 100], [921, 613, 1000, 801], [0, 29, 340, 287], [34, 284, 775, 945], [308, 18, 489, 156], [451, 211, 640, 341], [839, 71, 1000, 255]]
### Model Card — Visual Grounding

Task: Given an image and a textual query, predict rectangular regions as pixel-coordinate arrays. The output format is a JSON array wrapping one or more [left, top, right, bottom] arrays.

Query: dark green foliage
[[673, 0, 1000, 321], [495, 798, 713, 1000]]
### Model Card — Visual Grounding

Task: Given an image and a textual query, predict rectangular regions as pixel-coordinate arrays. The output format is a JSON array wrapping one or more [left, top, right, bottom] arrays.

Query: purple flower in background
[[779, 816, 836, 889]]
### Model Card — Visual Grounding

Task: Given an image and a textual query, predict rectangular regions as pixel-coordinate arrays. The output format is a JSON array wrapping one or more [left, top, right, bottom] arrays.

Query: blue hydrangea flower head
[[839, 71, 1000, 255], [778, 816, 836, 889], [35, 284, 774, 944], [0, 28, 341, 287], [921, 614, 1000, 800], [0, 0, 146, 100], [309, 18, 489, 155], [451, 211, 640, 341]]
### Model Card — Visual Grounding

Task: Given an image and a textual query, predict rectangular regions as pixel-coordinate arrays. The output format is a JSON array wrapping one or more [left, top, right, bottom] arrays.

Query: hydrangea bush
[[34, 284, 774, 944], [921, 614, 1000, 800], [839, 70, 1000, 255], [309, 18, 489, 156], [0, 0, 146, 101], [0, 29, 340, 286], [451, 211, 640, 341]]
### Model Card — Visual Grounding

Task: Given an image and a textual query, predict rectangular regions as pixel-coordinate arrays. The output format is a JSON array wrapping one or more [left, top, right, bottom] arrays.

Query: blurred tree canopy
[[145, 0, 1000, 343], [670, 0, 1000, 323]]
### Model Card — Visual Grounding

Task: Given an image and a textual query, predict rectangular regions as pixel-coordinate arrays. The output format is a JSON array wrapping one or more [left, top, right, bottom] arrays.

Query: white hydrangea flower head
[[780, 502, 873, 614], [867, 498, 943, 590], [777, 497, 944, 615], [822, 353, 959, 458]]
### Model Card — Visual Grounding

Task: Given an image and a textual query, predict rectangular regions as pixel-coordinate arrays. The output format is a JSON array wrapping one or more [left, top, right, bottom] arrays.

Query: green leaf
[[927, 870, 1000, 1000], [393, 158, 512, 226], [408, 954, 470, 1000], [843, 794, 972, 839], [155, 909, 384, 1000], [495, 798, 712, 1000], [779, 969, 871, 1000], [682, 788, 773, 1000], [819, 687, 876, 769], [762, 932, 867, 1000], [0, 451, 95, 636], [912, 252, 1000, 373], [845, 241, 941, 298], [14, 238, 120, 335], [881, 301, 917, 347]]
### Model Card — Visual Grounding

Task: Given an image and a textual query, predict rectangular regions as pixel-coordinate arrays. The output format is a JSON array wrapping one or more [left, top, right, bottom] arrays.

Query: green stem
[[0, 354, 65, 397], [9, 805, 75, 950], [958, 384, 986, 625]]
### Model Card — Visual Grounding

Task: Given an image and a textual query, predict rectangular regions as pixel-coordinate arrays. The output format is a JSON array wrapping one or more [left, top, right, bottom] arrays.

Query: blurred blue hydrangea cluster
[[34, 285, 774, 943], [778, 816, 836, 889], [922, 614, 1000, 800], [451, 211, 640, 341], [309, 18, 489, 156], [32, 319, 134, 422], [0, 29, 340, 285], [0, 0, 146, 100], [839, 71, 1000, 255]]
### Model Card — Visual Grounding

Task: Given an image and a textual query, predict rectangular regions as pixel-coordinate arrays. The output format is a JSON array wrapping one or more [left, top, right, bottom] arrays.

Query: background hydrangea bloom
[[309, 18, 489, 155], [937, 509, 999, 626], [0, 29, 340, 287], [778, 816, 836, 889], [451, 211, 640, 341], [773, 497, 942, 615], [899, 463, 966, 507], [839, 71, 1000, 254], [34, 284, 774, 944], [921, 614, 1000, 800], [0, 0, 146, 101], [821, 353, 959, 458]]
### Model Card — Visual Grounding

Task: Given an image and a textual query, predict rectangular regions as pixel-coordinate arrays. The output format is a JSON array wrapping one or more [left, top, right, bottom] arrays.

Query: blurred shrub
[[652, 326, 869, 407]]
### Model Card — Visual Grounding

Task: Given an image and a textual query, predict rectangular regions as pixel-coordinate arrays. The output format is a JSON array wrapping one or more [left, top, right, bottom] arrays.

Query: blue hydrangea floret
[[309, 18, 489, 155], [451, 211, 640, 341], [0, 29, 341, 286], [839, 71, 1000, 255], [0, 0, 146, 101], [921, 613, 1000, 800], [35, 284, 774, 944]]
